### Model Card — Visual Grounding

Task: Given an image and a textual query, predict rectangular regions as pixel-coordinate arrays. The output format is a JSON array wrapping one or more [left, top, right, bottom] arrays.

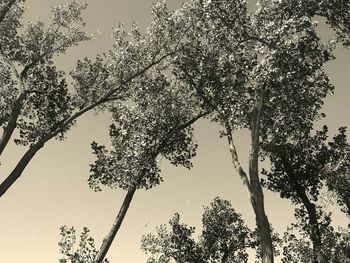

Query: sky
[[0, 0, 349, 262]]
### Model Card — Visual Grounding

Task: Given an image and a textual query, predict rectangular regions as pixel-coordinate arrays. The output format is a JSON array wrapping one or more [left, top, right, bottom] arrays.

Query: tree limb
[[0, 0, 17, 24], [0, 50, 178, 198], [0, 92, 27, 157]]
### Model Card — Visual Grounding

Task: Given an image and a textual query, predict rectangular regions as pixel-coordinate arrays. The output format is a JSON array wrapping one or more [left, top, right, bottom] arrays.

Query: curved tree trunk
[[94, 187, 137, 263], [248, 93, 274, 263], [0, 139, 44, 197], [225, 116, 274, 263]]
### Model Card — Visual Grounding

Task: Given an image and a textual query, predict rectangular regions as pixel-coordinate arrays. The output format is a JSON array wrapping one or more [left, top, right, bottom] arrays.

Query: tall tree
[[169, 1, 335, 262], [171, 1, 274, 261], [0, 0, 189, 198], [261, 125, 350, 262], [86, 68, 206, 263]]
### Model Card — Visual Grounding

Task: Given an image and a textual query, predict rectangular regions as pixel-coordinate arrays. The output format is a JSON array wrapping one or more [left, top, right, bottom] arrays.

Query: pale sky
[[0, 1, 349, 262]]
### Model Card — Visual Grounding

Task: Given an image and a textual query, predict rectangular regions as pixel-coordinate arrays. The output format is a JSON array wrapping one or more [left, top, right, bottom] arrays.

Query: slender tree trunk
[[94, 187, 137, 263], [0, 96, 111, 198], [0, 139, 44, 197], [0, 92, 27, 157], [225, 121, 274, 263], [300, 195, 326, 263], [93, 112, 207, 263], [225, 123, 253, 200], [249, 93, 274, 263]]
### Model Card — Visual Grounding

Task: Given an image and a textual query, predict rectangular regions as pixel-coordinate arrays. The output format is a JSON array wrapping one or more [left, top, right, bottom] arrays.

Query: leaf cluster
[[142, 197, 252, 263], [58, 225, 109, 263], [88, 71, 201, 191]]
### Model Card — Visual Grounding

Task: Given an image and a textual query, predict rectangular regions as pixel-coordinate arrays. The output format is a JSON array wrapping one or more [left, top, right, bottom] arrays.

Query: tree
[[0, 0, 190, 198], [85, 65, 206, 263], [261, 124, 350, 262], [168, 0, 338, 262], [142, 197, 252, 263], [171, 1, 274, 261], [251, 0, 350, 262], [201, 198, 252, 263]]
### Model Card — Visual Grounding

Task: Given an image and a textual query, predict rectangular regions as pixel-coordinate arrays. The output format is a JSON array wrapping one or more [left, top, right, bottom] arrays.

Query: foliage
[[266, 0, 350, 47], [0, 0, 91, 145], [142, 213, 204, 263], [58, 226, 109, 263], [0, 0, 197, 198], [142, 197, 252, 263], [325, 127, 350, 215], [88, 70, 201, 191], [281, 207, 350, 263], [166, 2, 341, 262], [261, 125, 350, 215]]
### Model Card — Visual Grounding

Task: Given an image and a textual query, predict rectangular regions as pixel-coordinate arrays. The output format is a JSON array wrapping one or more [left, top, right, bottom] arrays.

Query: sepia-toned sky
[[0, 1, 349, 262]]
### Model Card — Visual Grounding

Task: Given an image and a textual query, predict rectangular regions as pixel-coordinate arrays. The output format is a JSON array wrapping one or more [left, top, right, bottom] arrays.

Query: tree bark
[[225, 121, 274, 263], [249, 93, 274, 263], [0, 92, 27, 157], [225, 123, 253, 201], [0, 0, 17, 24], [300, 194, 326, 263], [94, 187, 136, 263], [0, 139, 44, 197], [93, 112, 207, 263]]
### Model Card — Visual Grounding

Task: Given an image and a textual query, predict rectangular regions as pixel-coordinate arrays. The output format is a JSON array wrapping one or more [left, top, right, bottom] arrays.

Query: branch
[[181, 67, 219, 112], [225, 121, 253, 201], [0, 92, 27, 157], [20, 40, 81, 79], [174, 23, 193, 51], [177, 111, 209, 131], [0, 49, 176, 198], [0, 0, 17, 24], [120, 49, 177, 86]]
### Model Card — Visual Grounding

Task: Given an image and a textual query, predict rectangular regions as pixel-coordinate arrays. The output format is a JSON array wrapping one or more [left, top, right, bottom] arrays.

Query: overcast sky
[[0, 1, 349, 262]]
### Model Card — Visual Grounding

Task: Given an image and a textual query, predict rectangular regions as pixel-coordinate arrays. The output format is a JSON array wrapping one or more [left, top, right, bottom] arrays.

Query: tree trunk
[[280, 156, 327, 263], [225, 123, 253, 200], [302, 198, 326, 263], [94, 187, 136, 263], [0, 97, 112, 198], [249, 93, 274, 263], [0, 139, 44, 198], [0, 92, 27, 157], [225, 122, 274, 263]]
